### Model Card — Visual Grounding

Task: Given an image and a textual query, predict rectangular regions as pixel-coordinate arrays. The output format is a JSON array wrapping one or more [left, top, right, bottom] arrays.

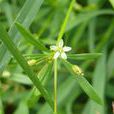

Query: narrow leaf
[[107, 49, 114, 79], [71, 22, 87, 49], [38, 77, 82, 114], [0, 98, 4, 114], [57, 0, 75, 42], [10, 73, 32, 85], [62, 60, 103, 105], [14, 102, 29, 114], [15, 22, 48, 51], [106, 83, 114, 98], [3, 2, 13, 26], [58, 77, 81, 105], [0, 0, 44, 73], [0, 24, 53, 109], [88, 19, 96, 53], [68, 53, 102, 60], [66, 9, 114, 32], [27, 62, 53, 107], [89, 52, 106, 114], [82, 101, 91, 114], [95, 19, 114, 52], [109, 0, 114, 8]]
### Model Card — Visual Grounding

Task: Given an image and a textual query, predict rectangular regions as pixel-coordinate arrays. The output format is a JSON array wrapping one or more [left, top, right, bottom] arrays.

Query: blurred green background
[[0, 0, 114, 114]]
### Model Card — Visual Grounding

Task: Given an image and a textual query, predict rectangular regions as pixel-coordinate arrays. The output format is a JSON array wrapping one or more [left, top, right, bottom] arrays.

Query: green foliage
[[14, 102, 29, 114], [68, 53, 102, 60], [15, 22, 48, 51], [0, 0, 114, 114], [109, 0, 114, 8], [0, 24, 53, 109], [62, 60, 103, 105], [0, 0, 44, 73]]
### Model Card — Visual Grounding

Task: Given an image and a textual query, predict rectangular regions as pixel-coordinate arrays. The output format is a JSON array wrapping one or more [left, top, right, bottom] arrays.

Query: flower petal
[[63, 46, 72, 52], [61, 52, 67, 59], [58, 39, 64, 48], [54, 51, 60, 59], [50, 45, 57, 51]]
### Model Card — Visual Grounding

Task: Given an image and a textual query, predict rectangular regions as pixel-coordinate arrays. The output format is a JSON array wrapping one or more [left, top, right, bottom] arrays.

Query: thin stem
[[54, 59, 57, 113], [57, 0, 75, 43]]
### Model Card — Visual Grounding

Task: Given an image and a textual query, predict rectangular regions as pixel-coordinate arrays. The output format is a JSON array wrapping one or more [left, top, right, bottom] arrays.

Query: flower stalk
[[57, 0, 75, 43], [54, 59, 58, 113]]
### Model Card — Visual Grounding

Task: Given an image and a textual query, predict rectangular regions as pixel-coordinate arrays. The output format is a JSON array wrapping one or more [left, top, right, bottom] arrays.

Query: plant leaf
[[3, 2, 13, 26], [27, 62, 53, 108], [88, 19, 96, 53], [13, 102, 29, 114], [68, 53, 102, 60], [88, 52, 106, 114], [95, 19, 114, 52], [15, 22, 48, 51], [62, 60, 103, 105], [106, 83, 114, 98], [109, 0, 114, 8], [0, 24, 53, 109], [10, 73, 32, 85], [0, 0, 44, 73], [57, 0, 75, 42], [0, 98, 4, 114], [107, 49, 114, 79], [66, 9, 114, 32], [37, 76, 82, 114]]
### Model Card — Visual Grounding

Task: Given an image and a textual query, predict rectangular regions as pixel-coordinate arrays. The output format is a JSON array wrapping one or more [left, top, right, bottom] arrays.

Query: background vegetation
[[0, 0, 114, 114]]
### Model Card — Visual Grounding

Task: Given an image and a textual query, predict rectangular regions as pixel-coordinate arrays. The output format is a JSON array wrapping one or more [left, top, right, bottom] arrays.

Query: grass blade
[[96, 19, 114, 52], [0, 0, 44, 73], [37, 77, 82, 114], [109, 0, 114, 8], [71, 22, 87, 49], [3, 2, 13, 26], [57, 0, 75, 42], [14, 102, 29, 114], [88, 19, 96, 53], [0, 98, 4, 114], [15, 22, 48, 51], [27, 62, 53, 108], [66, 9, 114, 32], [106, 83, 114, 98], [107, 49, 114, 79], [0, 24, 53, 109], [82, 101, 91, 114], [58, 77, 81, 106], [10, 73, 32, 85], [62, 60, 103, 105], [88, 52, 106, 114], [68, 53, 102, 60]]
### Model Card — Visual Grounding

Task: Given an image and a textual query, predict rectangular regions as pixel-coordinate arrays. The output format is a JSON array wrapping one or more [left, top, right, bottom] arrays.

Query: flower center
[[57, 47, 64, 53]]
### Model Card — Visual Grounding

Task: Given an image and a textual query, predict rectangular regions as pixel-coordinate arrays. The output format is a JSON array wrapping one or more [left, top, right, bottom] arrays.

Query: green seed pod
[[27, 59, 37, 66], [72, 65, 84, 76]]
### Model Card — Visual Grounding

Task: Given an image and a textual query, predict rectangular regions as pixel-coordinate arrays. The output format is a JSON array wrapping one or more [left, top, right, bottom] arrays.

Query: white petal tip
[[50, 45, 57, 51], [63, 46, 72, 52], [61, 52, 67, 59], [53, 52, 60, 59]]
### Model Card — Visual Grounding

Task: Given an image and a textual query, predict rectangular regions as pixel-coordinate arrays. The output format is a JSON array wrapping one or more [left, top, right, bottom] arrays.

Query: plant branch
[[54, 59, 58, 113], [57, 0, 75, 43]]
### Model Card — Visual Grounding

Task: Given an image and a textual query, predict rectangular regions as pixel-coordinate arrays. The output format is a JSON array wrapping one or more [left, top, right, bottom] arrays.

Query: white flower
[[50, 39, 72, 59]]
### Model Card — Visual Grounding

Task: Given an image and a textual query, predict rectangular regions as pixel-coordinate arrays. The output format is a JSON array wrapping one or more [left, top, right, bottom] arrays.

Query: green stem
[[54, 59, 58, 113], [57, 0, 75, 43]]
